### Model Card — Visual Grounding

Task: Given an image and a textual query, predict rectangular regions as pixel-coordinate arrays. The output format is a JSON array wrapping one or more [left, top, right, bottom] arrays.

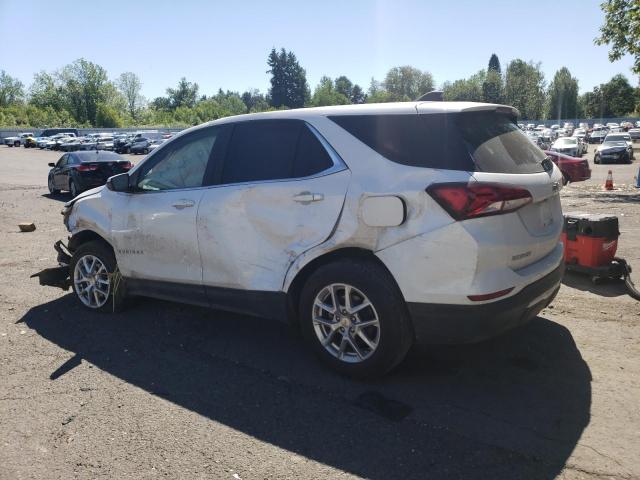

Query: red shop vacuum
[[562, 213, 640, 300]]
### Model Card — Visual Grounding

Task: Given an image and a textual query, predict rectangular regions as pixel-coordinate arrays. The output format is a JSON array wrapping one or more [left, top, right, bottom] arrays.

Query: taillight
[[76, 164, 98, 172], [427, 183, 532, 220], [468, 287, 514, 302], [119, 161, 133, 170]]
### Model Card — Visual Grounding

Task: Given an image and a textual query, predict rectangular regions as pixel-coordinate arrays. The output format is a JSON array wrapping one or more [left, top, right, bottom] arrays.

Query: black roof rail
[[416, 90, 444, 101]]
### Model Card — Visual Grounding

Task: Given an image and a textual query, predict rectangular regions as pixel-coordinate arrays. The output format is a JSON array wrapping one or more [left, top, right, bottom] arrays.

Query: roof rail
[[416, 90, 444, 101]]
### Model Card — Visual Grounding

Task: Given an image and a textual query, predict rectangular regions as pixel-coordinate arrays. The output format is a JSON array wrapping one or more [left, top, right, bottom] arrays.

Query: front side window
[[136, 129, 217, 191]]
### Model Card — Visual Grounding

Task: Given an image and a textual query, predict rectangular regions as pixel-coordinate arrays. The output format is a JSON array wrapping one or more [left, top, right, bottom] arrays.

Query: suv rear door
[[197, 119, 349, 308]]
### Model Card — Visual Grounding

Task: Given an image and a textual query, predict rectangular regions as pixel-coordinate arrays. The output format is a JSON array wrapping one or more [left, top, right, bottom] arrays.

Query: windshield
[[603, 140, 627, 147], [606, 135, 630, 142]]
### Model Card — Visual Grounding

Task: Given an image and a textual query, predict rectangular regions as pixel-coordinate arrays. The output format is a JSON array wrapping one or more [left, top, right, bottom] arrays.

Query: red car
[[545, 150, 591, 185]]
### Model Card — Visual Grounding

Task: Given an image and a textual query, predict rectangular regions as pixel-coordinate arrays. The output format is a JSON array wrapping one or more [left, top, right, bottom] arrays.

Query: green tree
[[350, 84, 366, 104], [547, 67, 579, 120], [596, 0, 640, 75], [482, 69, 503, 103], [241, 88, 269, 112], [59, 59, 110, 125], [95, 103, 123, 127], [29, 71, 66, 112], [0, 71, 24, 107], [503, 59, 546, 120], [366, 78, 392, 103], [267, 48, 310, 108], [166, 77, 199, 109], [443, 70, 485, 101], [382, 66, 434, 101], [596, 74, 637, 116], [310, 76, 350, 106], [488, 53, 502, 74], [117, 72, 144, 120]]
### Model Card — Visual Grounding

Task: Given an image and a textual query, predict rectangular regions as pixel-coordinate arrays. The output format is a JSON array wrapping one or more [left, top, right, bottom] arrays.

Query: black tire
[[299, 259, 414, 378], [69, 180, 80, 198], [70, 240, 127, 313], [8, 143, 13, 148], [562, 172, 570, 186], [14, 141, 20, 147], [594, 155, 600, 164], [48, 175, 60, 195], [143, 148, 149, 155]]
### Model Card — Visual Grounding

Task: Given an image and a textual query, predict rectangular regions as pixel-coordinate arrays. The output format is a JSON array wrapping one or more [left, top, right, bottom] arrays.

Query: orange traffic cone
[[605, 170, 614, 190]]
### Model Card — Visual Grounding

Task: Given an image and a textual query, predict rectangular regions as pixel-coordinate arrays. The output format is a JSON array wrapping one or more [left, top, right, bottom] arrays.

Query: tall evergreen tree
[[267, 48, 309, 108], [488, 54, 501, 74], [547, 67, 579, 120]]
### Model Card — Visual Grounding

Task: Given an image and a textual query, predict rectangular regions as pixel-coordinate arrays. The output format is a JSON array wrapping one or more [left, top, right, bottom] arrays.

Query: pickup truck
[[3, 133, 34, 147]]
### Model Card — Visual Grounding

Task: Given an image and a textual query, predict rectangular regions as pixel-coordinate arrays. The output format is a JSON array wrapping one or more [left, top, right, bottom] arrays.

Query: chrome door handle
[[293, 192, 324, 203], [172, 199, 195, 210]]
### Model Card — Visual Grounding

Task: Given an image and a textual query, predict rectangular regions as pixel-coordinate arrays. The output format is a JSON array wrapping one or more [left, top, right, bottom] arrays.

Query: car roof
[[72, 151, 122, 162]]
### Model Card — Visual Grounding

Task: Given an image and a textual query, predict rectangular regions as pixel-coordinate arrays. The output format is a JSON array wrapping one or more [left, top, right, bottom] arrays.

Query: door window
[[136, 129, 218, 191], [221, 120, 335, 184]]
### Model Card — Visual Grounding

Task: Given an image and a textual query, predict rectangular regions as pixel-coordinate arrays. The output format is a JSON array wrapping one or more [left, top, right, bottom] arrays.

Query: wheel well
[[285, 247, 402, 324], [68, 230, 112, 253]]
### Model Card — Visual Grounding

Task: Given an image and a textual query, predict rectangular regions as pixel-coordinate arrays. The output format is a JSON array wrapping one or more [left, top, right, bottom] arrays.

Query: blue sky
[[1, 0, 637, 99]]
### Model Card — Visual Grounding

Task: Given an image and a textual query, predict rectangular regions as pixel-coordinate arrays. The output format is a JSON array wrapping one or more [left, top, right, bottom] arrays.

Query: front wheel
[[299, 259, 413, 378], [69, 180, 80, 198], [594, 155, 600, 164], [70, 241, 127, 313], [48, 175, 60, 194]]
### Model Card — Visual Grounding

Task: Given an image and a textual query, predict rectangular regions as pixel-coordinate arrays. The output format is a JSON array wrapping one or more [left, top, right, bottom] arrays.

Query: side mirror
[[106, 173, 131, 192], [48, 162, 55, 167]]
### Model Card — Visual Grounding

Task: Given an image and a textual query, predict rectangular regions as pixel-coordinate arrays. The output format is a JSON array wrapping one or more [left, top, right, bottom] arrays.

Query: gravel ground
[[0, 144, 638, 480]]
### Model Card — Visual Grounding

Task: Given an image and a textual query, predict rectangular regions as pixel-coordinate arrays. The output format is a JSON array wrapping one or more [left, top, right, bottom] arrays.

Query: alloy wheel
[[73, 254, 110, 308], [312, 283, 380, 363]]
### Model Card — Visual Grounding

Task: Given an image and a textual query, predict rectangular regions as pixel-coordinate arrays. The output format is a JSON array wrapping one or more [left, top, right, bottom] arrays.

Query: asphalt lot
[[0, 144, 639, 479]]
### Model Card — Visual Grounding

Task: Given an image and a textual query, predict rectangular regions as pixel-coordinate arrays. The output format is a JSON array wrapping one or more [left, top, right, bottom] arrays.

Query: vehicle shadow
[[562, 271, 629, 297], [41, 193, 71, 202], [22, 295, 591, 479]]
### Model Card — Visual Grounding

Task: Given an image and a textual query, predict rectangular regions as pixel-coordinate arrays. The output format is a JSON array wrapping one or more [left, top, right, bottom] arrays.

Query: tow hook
[[30, 240, 72, 291]]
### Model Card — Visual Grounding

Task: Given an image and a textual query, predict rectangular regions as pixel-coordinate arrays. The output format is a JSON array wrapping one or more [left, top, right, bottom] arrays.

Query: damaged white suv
[[39, 102, 565, 377]]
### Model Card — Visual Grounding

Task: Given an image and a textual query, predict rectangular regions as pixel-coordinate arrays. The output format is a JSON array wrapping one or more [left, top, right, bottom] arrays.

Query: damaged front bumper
[[30, 240, 72, 290]]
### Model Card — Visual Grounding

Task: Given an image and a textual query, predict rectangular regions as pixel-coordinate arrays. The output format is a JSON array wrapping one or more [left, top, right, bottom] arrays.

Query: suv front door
[[197, 120, 350, 313], [111, 126, 227, 303]]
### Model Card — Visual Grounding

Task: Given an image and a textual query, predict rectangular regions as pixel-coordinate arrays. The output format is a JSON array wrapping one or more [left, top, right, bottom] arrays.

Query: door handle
[[172, 199, 196, 210], [293, 192, 324, 203]]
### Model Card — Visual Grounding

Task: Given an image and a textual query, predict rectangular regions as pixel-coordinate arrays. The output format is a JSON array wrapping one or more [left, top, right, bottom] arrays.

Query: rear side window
[[294, 126, 333, 178], [222, 120, 334, 184], [329, 112, 545, 174]]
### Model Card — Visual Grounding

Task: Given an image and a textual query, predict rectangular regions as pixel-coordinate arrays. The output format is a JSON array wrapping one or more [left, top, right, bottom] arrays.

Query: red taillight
[[426, 183, 532, 220], [76, 164, 98, 172], [120, 161, 133, 170], [468, 287, 514, 302]]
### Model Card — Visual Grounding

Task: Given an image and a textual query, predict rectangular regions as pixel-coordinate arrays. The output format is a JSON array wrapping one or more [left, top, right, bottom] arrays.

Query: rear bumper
[[407, 262, 564, 345]]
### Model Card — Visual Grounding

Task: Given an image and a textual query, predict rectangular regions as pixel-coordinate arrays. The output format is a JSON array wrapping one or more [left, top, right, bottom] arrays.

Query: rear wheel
[[562, 172, 570, 185], [594, 154, 600, 164], [71, 241, 127, 313], [299, 259, 413, 378]]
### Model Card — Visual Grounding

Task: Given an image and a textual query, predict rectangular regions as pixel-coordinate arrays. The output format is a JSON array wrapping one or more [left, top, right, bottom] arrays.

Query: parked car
[[603, 133, 634, 159], [588, 129, 607, 144], [551, 137, 581, 157], [24, 135, 38, 148], [47, 151, 132, 197], [39, 128, 79, 138], [545, 150, 591, 185], [628, 128, 640, 141], [571, 129, 588, 155], [49, 102, 565, 377], [129, 137, 154, 154], [3, 133, 34, 147], [594, 139, 632, 164]]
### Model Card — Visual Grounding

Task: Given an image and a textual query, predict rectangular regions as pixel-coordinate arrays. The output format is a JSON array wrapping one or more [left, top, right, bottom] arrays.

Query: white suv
[[42, 102, 565, 377]]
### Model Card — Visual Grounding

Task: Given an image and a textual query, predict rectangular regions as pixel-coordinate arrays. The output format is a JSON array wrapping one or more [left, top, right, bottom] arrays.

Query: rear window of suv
[[329, 112, 545, 174]]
